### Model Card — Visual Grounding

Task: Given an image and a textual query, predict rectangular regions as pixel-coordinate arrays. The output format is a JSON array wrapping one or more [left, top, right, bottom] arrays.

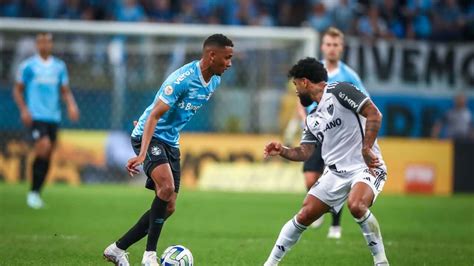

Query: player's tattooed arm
[[359, 99, 383, 168], [263, 142, 315, 162], [280, 143, 315, 161]]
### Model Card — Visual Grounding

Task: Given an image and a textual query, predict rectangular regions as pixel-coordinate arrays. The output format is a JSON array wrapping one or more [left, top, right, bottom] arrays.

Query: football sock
[[265, 216, 307, 264], [116, 210, 150, 250], [146, 196, 169, 251], [355, 210, 388, 264], [31, 157, 50, 193], [332, 209, 342, 226]]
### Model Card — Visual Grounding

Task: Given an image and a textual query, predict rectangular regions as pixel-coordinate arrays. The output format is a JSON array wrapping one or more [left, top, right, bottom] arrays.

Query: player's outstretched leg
[[348, 183, 388, 266], [264, 194, 329, 266], [28, 136, 53, 209], [142, 164, 175, 266], [304, 171, 324, 228], [327, 208, 342, 239]]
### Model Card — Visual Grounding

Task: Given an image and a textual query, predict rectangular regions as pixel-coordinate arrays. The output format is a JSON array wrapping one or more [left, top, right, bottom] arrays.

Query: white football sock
[[264, 216, 307, 265], [355, 210, 388, 264]]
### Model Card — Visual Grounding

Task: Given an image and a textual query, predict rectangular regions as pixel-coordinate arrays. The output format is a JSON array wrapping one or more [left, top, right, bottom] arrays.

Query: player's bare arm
[[12, 82, 32, 127], [61, 85, 80, 122], [264, 141, 315, 161], [359, 99, 383, 168], [126, 100, 170, 175]]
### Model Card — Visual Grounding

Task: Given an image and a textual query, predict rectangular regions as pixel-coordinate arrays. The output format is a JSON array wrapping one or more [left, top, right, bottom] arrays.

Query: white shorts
[[308, 166, 387, 213]]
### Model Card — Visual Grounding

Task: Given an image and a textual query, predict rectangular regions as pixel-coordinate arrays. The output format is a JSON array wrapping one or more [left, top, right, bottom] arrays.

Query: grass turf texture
[[1, 183, 473, 265]]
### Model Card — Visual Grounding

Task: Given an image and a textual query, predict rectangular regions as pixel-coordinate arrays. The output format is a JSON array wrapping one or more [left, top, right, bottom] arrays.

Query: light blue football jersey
[[16, 55, 69, 123], [132, 60, 221, 147], [306, 60, 367, 112]]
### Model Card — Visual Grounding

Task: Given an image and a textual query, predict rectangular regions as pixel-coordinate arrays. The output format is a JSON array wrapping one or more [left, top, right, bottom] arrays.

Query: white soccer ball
[[160, 245, 193, 266]]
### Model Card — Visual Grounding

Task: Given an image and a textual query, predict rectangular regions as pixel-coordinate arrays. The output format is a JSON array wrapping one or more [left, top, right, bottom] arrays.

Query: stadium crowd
[[1, 0, 473, 41]]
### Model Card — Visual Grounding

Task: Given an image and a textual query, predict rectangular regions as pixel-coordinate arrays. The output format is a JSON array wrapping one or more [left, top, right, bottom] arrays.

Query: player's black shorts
[[30, 120, 59, 143], [303, 144, 325, 173], [131, 136, 181, 193]]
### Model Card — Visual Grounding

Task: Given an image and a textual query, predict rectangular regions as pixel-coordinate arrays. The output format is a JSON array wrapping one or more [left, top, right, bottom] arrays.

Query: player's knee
[[35, 139, 53, 158], [166, 205, 176, 217], [296, 207, 314, 226], [348, 199, 368, 219], [157, 184, 175, 201]]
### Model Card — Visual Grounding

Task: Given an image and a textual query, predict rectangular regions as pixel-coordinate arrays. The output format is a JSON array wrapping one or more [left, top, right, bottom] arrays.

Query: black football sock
[[31, 157, 50, 193], [146, 196, 169, 252], [332, 209, 342, 226], [116, 210, 150, 250]]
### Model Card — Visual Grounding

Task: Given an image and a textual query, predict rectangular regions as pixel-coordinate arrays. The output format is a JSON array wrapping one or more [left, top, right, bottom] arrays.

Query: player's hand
[[362, 148, 382, 174], [20, 109, 32, 127], [264, 141, 283, 159], [126, 155, 145, 177], [68, 105, 80, 122]]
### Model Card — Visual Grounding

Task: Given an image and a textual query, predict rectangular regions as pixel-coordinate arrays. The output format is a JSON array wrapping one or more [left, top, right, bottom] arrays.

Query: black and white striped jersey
[[301, 82, 385, 173]]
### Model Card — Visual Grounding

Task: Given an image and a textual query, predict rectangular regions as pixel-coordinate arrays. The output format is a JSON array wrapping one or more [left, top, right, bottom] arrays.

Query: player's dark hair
[[288, 57, 327, 83], [203, 34, 234, 48]]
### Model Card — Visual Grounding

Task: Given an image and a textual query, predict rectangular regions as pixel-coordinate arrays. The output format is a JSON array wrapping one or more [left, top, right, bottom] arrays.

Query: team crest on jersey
[[164, 85, 173, 95], [327, 104, 334, 115], [150, 146, 162, 156]]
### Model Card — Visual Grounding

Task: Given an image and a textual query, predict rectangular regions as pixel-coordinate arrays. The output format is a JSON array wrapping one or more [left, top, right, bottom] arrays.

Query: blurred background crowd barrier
[[0, 0, 473, 195]]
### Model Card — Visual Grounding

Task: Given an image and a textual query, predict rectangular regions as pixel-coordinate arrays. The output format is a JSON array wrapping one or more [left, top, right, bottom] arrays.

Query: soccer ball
[[160, 245, 193, 266]]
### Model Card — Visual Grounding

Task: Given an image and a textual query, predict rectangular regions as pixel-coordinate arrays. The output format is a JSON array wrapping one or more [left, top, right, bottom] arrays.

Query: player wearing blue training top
[[294, 27, 368, 238], [103, 34, 234, 266], [13, 33, 79, 209]]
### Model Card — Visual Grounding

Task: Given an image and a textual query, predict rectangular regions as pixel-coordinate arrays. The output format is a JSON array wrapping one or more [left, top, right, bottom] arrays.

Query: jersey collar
[[35, 54, 53, 66], [196, 60, 211, 87], [322, 59, 341, 79]]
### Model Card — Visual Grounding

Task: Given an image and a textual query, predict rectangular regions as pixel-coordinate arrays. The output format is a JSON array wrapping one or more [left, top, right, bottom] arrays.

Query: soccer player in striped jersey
[[293, 27, 368, 238], [103, 34, 233, 266], [13, 33, 79, 209], [264, 58, 389, 266]]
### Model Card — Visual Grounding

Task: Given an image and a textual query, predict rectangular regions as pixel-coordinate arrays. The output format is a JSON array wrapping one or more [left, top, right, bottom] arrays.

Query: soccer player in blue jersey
[[294, 27, 368, 238], [13, 33, 79, 209], [103, 34, 234, 266]]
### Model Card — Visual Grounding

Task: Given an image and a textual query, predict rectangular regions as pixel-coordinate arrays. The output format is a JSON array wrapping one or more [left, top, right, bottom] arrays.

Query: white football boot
[[27, 191, 44, 209], [327, 225, 342, 239], [141, 251, 160, 266], [103, 243, 130, 266]]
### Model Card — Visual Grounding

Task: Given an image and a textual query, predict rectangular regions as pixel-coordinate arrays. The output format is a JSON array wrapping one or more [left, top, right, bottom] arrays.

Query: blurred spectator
[[331, 0, 357, 33], [431, 94, 473, 140], [254, 5, 275, 26], [227, 0, 258, 26], [465, 2, 474, 40], [432, 0, 464, 40], [403, 0, 433, 39], [0, 0, 21, 17], [379, 0, 405, 38], [356, 5, 392, 39], [20, 0, 43, 18], [174, 0, 200, 24], [306, 2, 332, 32], [58, 0, 83, 20], [114, 0, 146, 22], [147, 0, 173, 22]]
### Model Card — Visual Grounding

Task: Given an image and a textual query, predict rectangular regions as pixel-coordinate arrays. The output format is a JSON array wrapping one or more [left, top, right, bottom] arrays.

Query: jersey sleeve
[[59, 61, 69, 86], [349, 73, 368, 96], [331, 82, 370, 113], [16, 61, 31, 84], [157, 79, 187, 107], [300, 124, 318, 144]]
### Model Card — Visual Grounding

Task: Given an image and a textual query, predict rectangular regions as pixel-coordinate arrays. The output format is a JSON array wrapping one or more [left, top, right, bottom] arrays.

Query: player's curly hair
[[203, 34, 234, 48], [288, 57, 327, 83]]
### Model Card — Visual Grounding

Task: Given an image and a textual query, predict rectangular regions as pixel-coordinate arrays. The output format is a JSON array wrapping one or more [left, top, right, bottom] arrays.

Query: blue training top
[[16, 55, 69, 123], [132, 60, 221, 147]]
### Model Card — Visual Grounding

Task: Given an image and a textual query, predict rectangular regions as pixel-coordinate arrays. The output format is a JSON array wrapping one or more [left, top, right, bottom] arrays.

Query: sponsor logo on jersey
[[164, 85, 173, 95], [338, 92, 360, 109], [174, 69, 195, 85], [323, 118, 342, 132], [178, 101, 203, 112]]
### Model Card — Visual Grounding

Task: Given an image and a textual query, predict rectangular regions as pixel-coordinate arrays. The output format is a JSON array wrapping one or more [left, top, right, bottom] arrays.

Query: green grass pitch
[[1, 183, 473, 265]]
